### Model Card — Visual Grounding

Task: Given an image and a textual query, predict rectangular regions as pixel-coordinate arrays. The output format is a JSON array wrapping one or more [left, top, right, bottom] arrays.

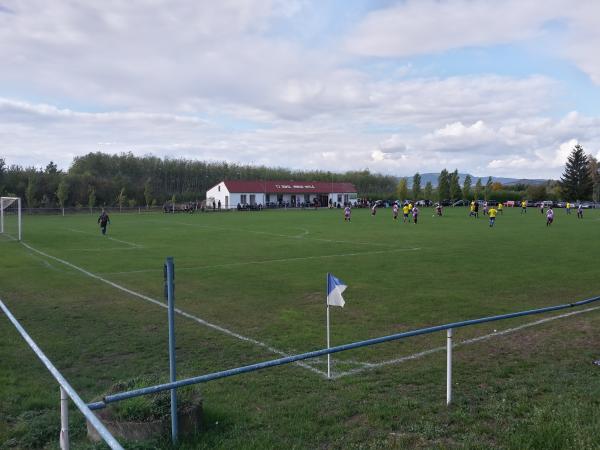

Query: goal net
[[0, 197, 22, 241]]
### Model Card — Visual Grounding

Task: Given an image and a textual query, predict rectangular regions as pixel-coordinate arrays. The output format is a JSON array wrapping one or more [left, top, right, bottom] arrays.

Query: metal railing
[[0, 299, 124, 450], [88, 295, 600, 411]]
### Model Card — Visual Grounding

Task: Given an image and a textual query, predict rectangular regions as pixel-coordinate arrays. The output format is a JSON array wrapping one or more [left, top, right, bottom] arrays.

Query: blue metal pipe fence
[[0, 298, 123, 450], [88, 294, 600, 411]]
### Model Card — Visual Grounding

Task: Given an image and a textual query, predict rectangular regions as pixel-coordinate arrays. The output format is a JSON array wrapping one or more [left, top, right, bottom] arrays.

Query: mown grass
[[1, 206, 599, 449]]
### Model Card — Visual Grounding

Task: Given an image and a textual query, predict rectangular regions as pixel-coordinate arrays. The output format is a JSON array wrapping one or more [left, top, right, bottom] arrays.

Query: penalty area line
[[332, 305, 600, 379], [102, 247, 422, 275], [19, 240, 327, 378]]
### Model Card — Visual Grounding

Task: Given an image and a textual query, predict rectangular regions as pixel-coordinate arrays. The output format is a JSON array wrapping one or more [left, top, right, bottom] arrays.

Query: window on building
[[218, 185, 220, 192], [266, 194, 270, 203], [241, 194, 247, 204], [277, 194, 283, 204], [250, 194, 256, 205], [344, 194, 349, 203], [337, 194, 342, 203]]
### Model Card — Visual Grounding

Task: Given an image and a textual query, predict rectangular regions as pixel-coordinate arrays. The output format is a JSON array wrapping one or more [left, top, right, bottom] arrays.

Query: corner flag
[[327, 273, 347, 308]]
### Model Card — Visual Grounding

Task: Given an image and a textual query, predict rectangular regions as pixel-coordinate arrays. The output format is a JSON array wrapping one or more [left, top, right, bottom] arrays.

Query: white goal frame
[[0, 197, 22, 241]]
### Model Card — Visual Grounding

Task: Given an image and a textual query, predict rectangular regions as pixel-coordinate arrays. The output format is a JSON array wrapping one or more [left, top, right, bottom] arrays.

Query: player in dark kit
[[98, 209, 110, 235]]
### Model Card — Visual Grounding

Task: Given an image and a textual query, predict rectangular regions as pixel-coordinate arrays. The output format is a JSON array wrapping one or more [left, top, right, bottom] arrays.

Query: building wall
[[206, 181, 358, 208], [206, 182, 230, 208], [230, 193, 265, 207]]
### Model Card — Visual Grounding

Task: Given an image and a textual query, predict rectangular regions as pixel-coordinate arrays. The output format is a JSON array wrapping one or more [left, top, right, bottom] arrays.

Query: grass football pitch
[[1, 206, 600, 449]]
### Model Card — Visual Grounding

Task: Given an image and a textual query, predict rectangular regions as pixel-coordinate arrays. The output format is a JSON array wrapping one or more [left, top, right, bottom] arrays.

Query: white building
[[206, 180, 358, 209]]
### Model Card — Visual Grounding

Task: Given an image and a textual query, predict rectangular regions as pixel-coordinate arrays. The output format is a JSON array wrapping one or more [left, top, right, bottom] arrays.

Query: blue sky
[[1, 0, 599, 178]]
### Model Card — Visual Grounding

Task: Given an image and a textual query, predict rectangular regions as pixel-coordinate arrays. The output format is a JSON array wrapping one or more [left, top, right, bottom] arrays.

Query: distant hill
[[404, 173, 549, 188]]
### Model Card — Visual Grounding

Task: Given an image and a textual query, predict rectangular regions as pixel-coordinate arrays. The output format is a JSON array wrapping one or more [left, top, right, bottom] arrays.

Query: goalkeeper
[[97, 209, 111, 235]]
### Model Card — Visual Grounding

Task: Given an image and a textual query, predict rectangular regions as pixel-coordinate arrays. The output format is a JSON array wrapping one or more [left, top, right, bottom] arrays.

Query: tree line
[[395, 145, 600, 203], [0, 152, 397, 208], [1, 145, 597, 208]]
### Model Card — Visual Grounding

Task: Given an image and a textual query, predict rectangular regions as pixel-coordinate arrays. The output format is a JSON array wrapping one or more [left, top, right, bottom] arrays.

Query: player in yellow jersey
[[497, 202, 503, 215], [521, 200, 527, 214], [402, 203, 410, 223], [488, 207, 498, 227]]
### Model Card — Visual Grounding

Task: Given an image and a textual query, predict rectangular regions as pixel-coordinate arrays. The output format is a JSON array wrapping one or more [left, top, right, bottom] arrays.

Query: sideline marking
[[103, 247, 421, 275], [19, 241, 327, 378], [66, 228, 142, 248], [332, 305, 600, 379]]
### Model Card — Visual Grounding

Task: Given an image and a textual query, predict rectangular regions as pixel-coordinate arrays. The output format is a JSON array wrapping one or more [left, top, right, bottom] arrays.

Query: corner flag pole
[[326, 273, 331, 379]]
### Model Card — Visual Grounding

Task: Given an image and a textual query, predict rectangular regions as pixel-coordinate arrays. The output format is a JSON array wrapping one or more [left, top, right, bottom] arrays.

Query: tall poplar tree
[[449, 170, 462, 201], [396, 178, 408, 200], [474, 178, 483, 199], [424, 181, 433, 201], [412, 173, 422, 199], [437, 169, 450, 201], [462, 174, 472, 200]]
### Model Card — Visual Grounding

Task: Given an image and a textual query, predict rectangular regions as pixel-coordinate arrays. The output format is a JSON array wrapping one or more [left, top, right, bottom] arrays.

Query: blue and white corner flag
[[327, 273, 347, 308]]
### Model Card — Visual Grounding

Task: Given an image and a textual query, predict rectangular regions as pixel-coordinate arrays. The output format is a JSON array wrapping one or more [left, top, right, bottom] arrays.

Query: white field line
[[332, 305, 600, 379], [161, 220, 392, 247], [66, 228, 142, 248], [63, 247, 144, 252], [19, 241, 327, 378], [102, 247, 421, 275]]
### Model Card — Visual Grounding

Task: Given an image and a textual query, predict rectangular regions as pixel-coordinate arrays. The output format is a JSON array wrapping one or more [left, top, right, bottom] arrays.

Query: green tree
[[117, 187, 127, 212], [424, 181, 433, 201], [588, 155, 600, 202], [485, 176, 493, 200], [449, 170, 462, 201], [412, 173, 422, 199], [25, 176, 36, 208], [56, 179, 69, 216], [527, 184, 547, 201], [0, 158, 6, 195], [474, 178, 483, 199], [144, 178, 153, 208], [560, 144, 593, 200], [45, 161, 58, 175], [462, 174, 472, 200], [88, 185, 96, 213], [437, 169, 450, 201], [396, 178, 408, 200]]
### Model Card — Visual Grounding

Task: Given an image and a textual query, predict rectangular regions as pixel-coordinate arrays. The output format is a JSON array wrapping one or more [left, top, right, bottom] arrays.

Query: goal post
[[0, 197, 22, 241]]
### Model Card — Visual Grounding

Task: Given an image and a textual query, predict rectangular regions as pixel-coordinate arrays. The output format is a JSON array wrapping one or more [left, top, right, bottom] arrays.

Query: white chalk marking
[[66, 228, 142, 248], [102, 247, 421, 275], [332, 305, 600, 379], [19, 241, 327, 377]]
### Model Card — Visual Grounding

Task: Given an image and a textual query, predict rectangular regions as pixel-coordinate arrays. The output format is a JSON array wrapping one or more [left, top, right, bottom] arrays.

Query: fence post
[[165, 257, 178, 444], [446, 328, 453, 406], [59, 386, 69, 450]]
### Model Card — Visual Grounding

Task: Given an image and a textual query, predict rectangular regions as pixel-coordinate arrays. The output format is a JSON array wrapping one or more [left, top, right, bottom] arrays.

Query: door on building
[[319, 194, 328, 207]]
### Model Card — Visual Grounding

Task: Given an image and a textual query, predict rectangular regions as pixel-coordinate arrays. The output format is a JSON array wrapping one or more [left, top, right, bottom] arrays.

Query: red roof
[[222, 180, 357, 194]]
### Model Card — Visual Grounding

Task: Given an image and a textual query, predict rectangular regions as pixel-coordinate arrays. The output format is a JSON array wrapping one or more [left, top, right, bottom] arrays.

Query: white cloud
[[347, 0, 558, 57], [347, 0, 600, 88], [0, 1, 600, 180]]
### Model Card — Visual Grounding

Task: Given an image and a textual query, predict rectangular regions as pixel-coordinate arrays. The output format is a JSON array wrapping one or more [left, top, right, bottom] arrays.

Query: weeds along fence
[[0, 299, 124, 450], [3, 287, 600, 448]]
